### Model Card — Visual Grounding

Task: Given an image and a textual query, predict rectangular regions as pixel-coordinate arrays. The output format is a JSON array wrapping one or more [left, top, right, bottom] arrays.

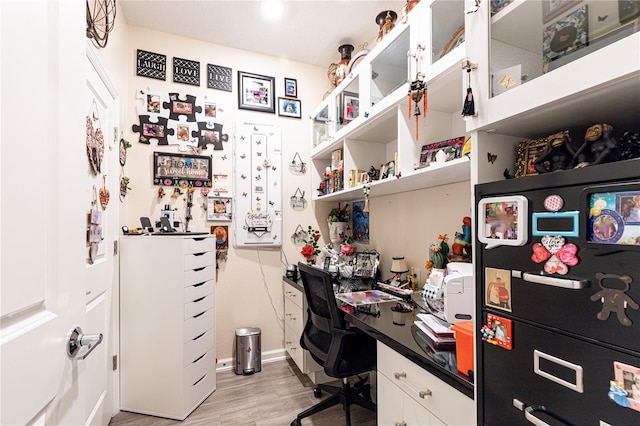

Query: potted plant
[[425, 234, 450, 289], [328, 203, 350, 247]]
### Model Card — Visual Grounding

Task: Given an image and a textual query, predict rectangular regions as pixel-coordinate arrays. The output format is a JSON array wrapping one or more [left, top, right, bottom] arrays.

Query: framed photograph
[[341, 92, 359, 124], [419, 136, 465, 168], [204, 102, 217, 118], [238, 71, 275, 113], [485, 267, 512, 312], [613, 361, 640, 412], [284, 77, 297, 97], [515, 138, 548, 178], [277, 97, 302, 119], [207, 196, 232, 221], [542, 0, 581, 22], [477, 195, 528, 249], [619, 0, 640, 24], [485, 313, 513, 350], [153, 151, 212, 187], [353, 251, 379, 278], [542, 5, 589, 71]]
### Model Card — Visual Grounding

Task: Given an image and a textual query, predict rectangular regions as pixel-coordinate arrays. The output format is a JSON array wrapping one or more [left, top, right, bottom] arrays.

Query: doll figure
[[573, 123, 620, 168], [533, 131, 575, 173]]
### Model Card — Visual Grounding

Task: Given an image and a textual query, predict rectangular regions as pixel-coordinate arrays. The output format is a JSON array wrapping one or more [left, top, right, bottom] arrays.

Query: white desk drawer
[[285, 324, 304, 371], [183, 329, 215, 366], [378, 342, 474, 426], [284, 296, 304, 334], [183, 348, 216, 389], [184, 265, 215, 287], [184, 369, 216, 415], [284, 284, 303, 309], [184, 279, 214, 303], [184, 308, 215, 343], [184, 293, 215, 319], [183, 237, 215, 255], [184, 251, 215, 271]]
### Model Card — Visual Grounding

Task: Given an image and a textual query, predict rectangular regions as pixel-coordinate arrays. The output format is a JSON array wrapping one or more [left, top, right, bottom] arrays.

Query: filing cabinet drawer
[[284, 284, 303, 309], [284, 296, 304, 334], [183, 348, 216, 389], [183, 329, 215, 366], [184, 308, 215, 343], [184, 369, 216, 414], [184, 279, 214, 303], [184, 251, 215, 271], [378, 343, 474, 426], [184, 265, 216, 287], [183, 237, 215, 255], [184, 293, 215, 319]]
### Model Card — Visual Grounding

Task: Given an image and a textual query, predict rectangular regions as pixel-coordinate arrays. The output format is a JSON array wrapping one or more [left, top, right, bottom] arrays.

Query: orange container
[[451, 321, 474, 376]]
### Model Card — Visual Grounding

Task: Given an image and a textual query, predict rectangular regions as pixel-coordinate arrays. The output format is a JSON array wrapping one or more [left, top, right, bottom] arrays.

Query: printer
[[444, 262, 474, 324]]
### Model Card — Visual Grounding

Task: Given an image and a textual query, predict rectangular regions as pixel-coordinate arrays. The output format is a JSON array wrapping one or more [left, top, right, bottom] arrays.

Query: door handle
[[66, 326, 103, 360], [513, 399, 577, 426]]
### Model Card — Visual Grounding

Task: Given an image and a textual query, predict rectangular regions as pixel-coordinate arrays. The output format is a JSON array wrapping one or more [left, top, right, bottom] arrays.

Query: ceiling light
[[261, 0, 284, 20]]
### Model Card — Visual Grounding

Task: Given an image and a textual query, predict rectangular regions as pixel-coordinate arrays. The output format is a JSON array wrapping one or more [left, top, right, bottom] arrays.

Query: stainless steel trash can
[[235, 327, 261, 375]]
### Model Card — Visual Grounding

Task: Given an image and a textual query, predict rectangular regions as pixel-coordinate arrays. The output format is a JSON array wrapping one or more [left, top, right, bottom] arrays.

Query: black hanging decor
[[462, 67, 475, 117]]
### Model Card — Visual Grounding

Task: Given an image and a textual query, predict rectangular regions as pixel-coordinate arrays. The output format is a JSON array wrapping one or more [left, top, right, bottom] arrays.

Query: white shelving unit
[[309, 0, 470, 202]]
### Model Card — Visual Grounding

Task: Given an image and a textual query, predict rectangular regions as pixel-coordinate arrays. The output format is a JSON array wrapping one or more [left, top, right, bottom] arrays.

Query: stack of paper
[[414, 313, 456, 350]]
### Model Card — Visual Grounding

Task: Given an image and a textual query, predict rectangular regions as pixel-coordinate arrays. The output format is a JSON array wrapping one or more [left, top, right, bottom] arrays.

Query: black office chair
[[291, 262, 377, 426]]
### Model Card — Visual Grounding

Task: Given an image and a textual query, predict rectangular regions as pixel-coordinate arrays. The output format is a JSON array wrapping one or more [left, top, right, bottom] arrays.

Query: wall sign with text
[[207, 64, 232, 91], [136, 49, 167, 81]]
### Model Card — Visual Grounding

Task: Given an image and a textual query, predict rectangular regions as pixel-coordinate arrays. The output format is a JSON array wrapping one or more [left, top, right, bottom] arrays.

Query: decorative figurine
[[573, 123, 620, 168], [367, 165, 379, 182], [375, 10, 397, 44], [450, 216, 472, 262], [533, 131, 575, 173], [335, 44, 354, 86]]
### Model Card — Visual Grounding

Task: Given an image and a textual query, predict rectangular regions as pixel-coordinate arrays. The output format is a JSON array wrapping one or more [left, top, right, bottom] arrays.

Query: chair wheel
[[313, 387, 322, 398], [290, 420, 301, 426]]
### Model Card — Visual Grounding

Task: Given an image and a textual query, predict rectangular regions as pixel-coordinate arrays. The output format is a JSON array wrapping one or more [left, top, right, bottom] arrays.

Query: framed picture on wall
[[277, 97, 301, 118], [542, 0, 581, 22], [284, 77, 297, 97], [207, 196, 232, 221], [238, 71, 275, 113]]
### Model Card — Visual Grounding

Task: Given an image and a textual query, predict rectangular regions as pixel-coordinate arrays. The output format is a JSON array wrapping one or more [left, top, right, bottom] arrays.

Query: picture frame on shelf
[[619, 0, 640, 24], [542, 5, 589, 71], [341, 92, 359, 124], [284, 77, 297, 97], [515, 138, 548, 178], [207, 196, 232, 221], [419, 136, 465, 168], [353, 251, 379, 278], [277, 97, 302, 118], [237, 71, 275, 113], [542, 0, 581, 22]]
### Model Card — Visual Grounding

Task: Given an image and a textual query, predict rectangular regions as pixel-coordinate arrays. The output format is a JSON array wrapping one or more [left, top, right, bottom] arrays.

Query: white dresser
[[120, 235, 217, 420]]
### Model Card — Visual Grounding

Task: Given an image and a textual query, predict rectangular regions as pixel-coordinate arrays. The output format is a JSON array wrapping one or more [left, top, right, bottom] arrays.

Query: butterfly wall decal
[[221, 155, 227, 160], [241, 174, 246, 179], [487, 152, 498, 164], [240, 153, 246, 159], [242, 192, 248, 197]]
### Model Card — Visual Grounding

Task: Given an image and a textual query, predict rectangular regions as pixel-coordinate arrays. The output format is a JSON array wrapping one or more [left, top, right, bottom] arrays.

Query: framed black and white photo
[[278, 97, 302, 118], [238, 71, 275, 113]]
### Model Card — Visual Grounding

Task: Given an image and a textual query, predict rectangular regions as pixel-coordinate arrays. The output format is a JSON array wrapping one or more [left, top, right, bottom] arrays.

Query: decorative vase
[[375, 10, 397, 44], [328, 221, 348, 249], [335, 44, 354, 86], [306, 255, 316, 265]]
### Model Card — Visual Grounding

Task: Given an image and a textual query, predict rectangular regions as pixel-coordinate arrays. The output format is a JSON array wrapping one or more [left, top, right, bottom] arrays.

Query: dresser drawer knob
[[419, 389, 432, 398], [394, 371, 406, 380]]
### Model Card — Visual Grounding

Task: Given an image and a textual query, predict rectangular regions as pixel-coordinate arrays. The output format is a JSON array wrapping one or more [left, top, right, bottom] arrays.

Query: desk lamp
[[390, 257, 409, 286]]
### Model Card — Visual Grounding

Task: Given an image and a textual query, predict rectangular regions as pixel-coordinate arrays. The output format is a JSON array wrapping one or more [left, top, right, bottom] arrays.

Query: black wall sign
[[207, 64, 232, 92], [136, 49, 167, 81], [173, 57, 200, 86]]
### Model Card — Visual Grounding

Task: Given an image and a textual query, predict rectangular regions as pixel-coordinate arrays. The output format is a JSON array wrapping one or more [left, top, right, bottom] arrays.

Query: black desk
[[283, 276, 474, 399]]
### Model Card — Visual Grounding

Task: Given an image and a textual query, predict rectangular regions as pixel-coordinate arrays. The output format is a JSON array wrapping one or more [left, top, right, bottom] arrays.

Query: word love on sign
[[173, 57, 200, 86]]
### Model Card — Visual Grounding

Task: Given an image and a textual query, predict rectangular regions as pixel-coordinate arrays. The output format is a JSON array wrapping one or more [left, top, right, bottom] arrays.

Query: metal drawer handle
[[394, 371, 406, 380], [534, 350, 583, 393], [394, 422, 407, 426], [66, 326, 103, 360], [419, 389, 432, 398], [513, 399, 576, 426]]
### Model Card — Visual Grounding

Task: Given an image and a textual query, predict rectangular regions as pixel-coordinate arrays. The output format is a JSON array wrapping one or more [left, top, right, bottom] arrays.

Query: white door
[[85, 42, 120, 425], [1, 2, 113, 425]]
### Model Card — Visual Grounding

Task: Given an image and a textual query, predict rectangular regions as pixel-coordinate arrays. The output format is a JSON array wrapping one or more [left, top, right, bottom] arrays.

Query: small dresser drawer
[[284, 284, 303, 309], [184, 265, 215, 287], [184, 369, 216, 414], [183, 348, 216, 389], [183, 329, 215, 366], [284, 296, 304, 335], [184, 308, 215, 343], [183, 237, 215, 255], [184, 251, 215, 271], [184, 293, 215, 319], [184, 279, 214, 303]]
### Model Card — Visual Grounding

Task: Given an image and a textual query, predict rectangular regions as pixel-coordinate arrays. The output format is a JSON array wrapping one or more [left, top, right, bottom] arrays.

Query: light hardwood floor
[[109, 358, 377, 426]]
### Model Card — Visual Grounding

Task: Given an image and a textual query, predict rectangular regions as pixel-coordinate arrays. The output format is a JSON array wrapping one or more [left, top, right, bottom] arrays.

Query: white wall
[[122, 26, 329, 361]]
